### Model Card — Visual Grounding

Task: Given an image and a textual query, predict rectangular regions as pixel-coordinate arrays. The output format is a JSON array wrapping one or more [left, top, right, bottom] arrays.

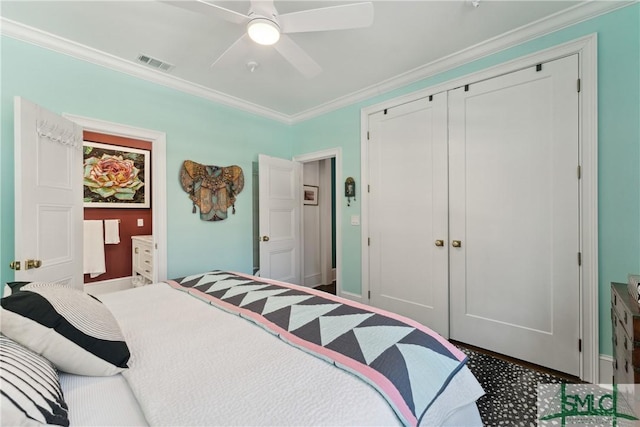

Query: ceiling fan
[[163, 0, 374, 78]]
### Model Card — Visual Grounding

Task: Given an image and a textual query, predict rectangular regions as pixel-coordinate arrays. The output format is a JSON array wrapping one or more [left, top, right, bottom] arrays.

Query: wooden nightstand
[[611, 282, 640, 384]]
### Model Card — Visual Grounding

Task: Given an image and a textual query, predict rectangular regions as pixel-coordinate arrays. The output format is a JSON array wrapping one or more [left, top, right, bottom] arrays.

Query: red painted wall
[[83, 131, 152, 284]]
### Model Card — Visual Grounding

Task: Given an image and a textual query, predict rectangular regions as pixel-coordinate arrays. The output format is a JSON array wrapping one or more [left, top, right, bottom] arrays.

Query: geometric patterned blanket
[[167, 271, 468, 426]]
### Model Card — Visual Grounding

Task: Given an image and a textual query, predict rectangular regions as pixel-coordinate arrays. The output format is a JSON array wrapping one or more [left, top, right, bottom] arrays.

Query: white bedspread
[[60, 372, 148, 426], [100, 283, 483, 426]]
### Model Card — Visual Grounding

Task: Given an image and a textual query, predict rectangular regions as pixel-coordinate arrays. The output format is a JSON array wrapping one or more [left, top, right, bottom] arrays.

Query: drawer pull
[[144, 249, 151, 254], [145, 269, 151, 274], [135, 247, 139, 254]]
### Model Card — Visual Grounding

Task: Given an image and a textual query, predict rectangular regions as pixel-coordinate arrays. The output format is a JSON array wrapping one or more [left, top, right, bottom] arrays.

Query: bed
[[1, 271, 484, 426]]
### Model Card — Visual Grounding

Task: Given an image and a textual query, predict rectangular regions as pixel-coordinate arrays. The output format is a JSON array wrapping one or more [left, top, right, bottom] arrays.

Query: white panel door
[[258, 154, 302, 284], [14, 97, 83, 289], [368, 93, 449, 336], [449, 56, 580, 375]]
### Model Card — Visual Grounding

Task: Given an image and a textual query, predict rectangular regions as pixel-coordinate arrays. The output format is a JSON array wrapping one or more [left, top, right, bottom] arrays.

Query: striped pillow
[[0, 283, 130, 376], [0, 334, 69, 426]]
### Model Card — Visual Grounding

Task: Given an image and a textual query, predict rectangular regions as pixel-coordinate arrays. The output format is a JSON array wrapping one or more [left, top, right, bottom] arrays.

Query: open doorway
[[82, 131, 153, 291], [301, 158, 336, 290], [65, 113, 168, 292]]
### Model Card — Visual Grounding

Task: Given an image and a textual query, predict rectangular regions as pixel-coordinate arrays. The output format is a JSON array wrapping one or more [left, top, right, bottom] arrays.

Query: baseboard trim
[[84, 276, 133, 296], [339, 290, 364, 304], [304, 273, 322, 287], [599, 354, 614, 384]]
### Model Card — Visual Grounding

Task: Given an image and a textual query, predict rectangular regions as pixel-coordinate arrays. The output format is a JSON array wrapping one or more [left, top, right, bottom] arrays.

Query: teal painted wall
[[1, 4, 638, 358], [291, 4, 640, 357], [0, 36, 292, 287]]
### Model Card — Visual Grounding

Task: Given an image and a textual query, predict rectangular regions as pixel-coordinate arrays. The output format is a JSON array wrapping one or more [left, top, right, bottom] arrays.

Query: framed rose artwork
[[83, 141, 150, 208]]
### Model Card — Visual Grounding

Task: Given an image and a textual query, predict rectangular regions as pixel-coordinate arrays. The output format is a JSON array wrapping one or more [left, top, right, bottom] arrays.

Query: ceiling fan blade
[[210, 33, 251, 69], [161, 1, 249, 25], [273, 34, 322, 79], [279, 2, 373, 34]]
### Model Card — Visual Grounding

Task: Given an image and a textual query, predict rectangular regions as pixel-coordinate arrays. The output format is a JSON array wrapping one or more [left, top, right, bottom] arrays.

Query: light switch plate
[[350, 215, 360, 226], [137, 218, 144, 227]]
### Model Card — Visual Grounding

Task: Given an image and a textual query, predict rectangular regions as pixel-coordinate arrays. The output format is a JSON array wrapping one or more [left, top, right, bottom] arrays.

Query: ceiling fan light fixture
[[247, 18, 280, 46]]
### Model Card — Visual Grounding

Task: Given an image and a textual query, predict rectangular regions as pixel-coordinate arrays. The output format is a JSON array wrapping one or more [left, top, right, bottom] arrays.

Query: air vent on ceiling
[[136, 54, 174, 72]]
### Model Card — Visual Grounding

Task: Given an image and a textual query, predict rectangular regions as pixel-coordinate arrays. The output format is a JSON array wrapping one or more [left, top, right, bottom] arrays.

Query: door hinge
[[579, 338, 582, 352], [368, 237, 371, 246], [367, 131, 370, 140], [536, 63, 542, 72], [464, 84, 469, 92], [577, 165, 582, 179], [578, 252, 582, 266], [577, 78, 581, 93], [384, 109, 388, 115], [429, 95, 433, 102], [367, 184, 370, 193], [368, 290, 371, 299]]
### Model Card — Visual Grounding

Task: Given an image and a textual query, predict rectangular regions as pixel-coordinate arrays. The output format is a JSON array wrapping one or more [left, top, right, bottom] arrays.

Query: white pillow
[[0, 334, 69, 426], [0, 283, 130, 376]]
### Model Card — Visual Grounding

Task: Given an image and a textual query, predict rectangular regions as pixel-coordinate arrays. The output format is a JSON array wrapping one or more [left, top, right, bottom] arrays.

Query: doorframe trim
[[360, 34, 598, 383], [293, 148, 342, 297], [64, 114, 168, 283]]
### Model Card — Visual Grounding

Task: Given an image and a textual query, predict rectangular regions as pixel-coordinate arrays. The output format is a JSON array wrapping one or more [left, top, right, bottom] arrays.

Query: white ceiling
[[1, 1, 608, 122]]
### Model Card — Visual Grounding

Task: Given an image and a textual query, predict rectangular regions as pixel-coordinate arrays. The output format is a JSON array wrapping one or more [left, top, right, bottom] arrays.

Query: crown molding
[[0, 17, 292, 124], [1, 1, 633, 125], [290, 0, 634, 123]]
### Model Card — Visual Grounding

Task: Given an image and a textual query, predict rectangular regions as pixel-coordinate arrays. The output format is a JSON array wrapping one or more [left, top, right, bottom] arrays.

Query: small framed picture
[[303, 185, 319, 206]]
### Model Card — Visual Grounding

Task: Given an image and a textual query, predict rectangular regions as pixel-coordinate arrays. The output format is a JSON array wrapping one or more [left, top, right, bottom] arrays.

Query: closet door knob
[[435, 240, 444, 247], [452, 240, 462, 248], [261, 236, 270, 242]]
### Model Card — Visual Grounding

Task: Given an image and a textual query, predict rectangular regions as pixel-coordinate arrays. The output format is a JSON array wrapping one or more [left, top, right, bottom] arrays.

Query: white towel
[[104, 219, 120, 244], [83, 220, 105, 278]]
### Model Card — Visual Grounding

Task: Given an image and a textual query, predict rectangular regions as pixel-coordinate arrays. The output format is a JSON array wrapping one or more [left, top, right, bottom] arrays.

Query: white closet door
[[368, 94, 449, 336], [449, 55, 580, 375]]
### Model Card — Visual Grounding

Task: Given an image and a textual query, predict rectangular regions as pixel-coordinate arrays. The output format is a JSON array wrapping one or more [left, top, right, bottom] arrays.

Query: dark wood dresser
[[611, 282, 640, 384]]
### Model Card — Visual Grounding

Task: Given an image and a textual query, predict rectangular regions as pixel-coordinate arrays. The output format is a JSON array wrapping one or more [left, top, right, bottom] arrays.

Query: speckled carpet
[[458, 346, 576, 427]]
